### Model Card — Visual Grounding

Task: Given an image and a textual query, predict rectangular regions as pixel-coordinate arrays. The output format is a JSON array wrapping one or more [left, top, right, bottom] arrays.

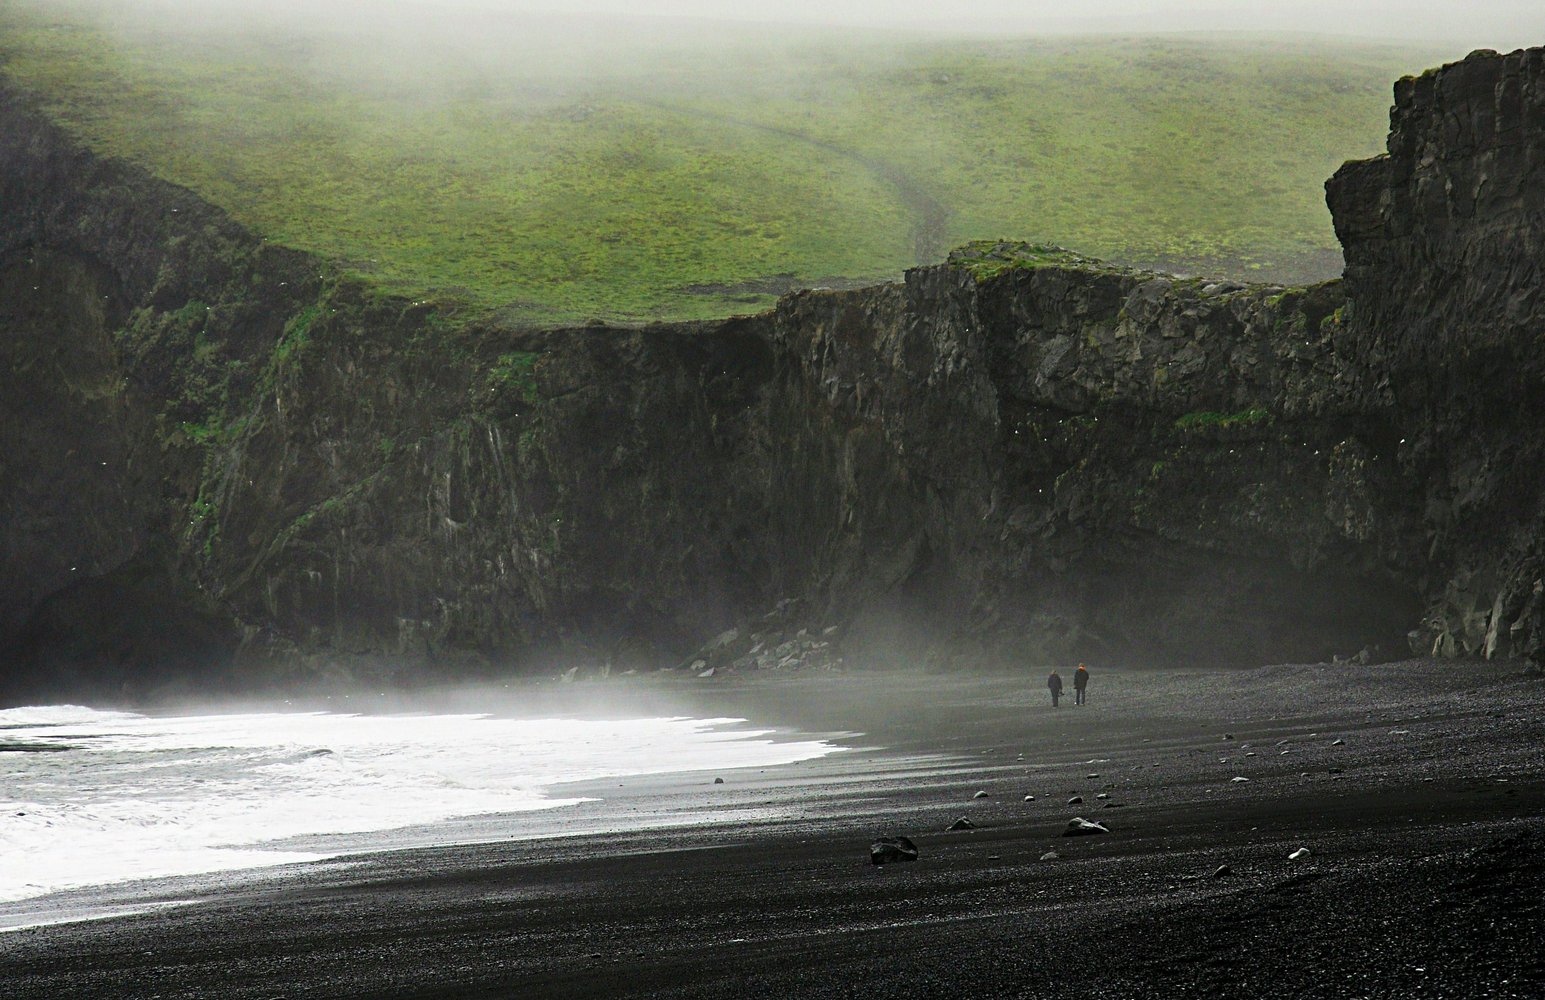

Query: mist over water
[[0, 703, 842, 907]]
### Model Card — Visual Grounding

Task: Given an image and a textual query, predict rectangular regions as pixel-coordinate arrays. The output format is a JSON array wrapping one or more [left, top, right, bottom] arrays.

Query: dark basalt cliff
[[2, 47, 1542, 701], [1325, 47, 1545, 662]]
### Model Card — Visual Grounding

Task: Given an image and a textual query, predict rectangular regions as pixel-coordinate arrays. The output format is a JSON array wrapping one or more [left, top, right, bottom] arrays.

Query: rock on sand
[[869, 836, 919, 865]]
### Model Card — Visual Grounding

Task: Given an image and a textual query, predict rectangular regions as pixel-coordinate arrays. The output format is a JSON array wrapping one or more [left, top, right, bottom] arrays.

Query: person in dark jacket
[[1048, 669, 1063, 707], [1074, 663, 1090, 705]]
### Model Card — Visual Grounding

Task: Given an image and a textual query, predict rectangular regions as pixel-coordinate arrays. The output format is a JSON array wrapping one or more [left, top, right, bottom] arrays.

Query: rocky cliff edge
[[2, 47, 1542, 700]]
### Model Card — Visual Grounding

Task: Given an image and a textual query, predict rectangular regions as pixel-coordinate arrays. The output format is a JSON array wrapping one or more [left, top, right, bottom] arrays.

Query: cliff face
[[756, 255, 1421, 672], [2, 47, 1542, 701], [1326, 47, 1545, 663], [0, 89, 320, 695]]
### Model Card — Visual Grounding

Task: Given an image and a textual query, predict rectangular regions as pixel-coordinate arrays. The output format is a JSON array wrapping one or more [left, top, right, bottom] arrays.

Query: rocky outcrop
[[2, 47, 1543, 701], [869, 836, 919, 865], [1326, 47, 1545, 663], [0, 90, 320, 696], [750, 250, 1422, 672]]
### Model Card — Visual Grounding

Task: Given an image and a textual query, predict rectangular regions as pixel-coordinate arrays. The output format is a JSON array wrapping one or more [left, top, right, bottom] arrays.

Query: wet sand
[[3, 660, 1544, 998]]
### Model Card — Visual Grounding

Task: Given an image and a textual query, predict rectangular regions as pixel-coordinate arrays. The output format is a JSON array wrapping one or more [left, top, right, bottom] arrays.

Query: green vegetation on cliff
[[0, 0, 1438, 322], [1174, 406, 1274, 431], [947, 241, 1114, 281]]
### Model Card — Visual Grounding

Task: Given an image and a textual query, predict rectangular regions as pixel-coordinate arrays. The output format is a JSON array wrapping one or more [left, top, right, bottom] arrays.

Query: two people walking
[[1047, 663, 1090, 706]]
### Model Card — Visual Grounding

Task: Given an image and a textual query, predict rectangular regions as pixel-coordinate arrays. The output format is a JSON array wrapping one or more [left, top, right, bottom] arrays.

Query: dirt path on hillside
[[654, 102, 950, 266]]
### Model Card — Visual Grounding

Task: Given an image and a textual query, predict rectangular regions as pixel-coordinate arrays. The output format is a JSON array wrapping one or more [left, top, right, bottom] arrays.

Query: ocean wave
[[0, 705, 840, 904]]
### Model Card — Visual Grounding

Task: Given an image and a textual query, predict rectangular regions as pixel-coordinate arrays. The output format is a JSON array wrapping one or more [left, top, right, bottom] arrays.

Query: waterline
[[0, 705, 842, 904]]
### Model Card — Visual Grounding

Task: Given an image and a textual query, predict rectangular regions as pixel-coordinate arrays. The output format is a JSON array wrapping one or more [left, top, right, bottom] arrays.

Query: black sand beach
[[3, 660, 1543, 999]]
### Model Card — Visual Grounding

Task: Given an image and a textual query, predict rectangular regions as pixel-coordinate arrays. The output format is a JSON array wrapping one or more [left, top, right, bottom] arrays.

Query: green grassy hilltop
[[0, 0, 1440, 323]]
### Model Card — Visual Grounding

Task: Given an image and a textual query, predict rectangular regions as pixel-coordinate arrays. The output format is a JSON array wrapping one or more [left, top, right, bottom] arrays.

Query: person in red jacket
[[1074, 663, 1090, 705], [1048, 669, 1063, 707]]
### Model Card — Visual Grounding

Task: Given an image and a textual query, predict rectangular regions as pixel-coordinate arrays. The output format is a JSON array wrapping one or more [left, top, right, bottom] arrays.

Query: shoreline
[[3, 659, 1543, 997], [0, 703, 875, 930]]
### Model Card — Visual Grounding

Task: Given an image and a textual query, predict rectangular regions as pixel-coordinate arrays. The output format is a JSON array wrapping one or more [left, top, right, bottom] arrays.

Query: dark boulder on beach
[[870, 837, 919, 865]]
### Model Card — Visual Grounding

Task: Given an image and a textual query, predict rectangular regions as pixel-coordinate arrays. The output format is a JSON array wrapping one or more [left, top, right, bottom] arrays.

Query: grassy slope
[[0, 1, 1441, 323]]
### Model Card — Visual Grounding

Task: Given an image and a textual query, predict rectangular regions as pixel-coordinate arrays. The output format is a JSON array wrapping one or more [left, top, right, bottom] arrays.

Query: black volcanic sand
[[3, 660, 1544, 998]]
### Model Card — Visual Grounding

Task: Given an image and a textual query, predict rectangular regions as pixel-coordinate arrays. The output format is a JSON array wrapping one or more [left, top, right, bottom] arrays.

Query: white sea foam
[[0, 705, 841, 904]]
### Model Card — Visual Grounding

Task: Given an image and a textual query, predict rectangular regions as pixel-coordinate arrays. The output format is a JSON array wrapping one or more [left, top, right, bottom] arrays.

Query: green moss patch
[[1174, 406, 1273, 431], [947, 241, 1118, 281]]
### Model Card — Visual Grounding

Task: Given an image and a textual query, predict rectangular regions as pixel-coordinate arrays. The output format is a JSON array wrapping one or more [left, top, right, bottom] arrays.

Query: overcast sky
[[405, 0, 1542, 47]]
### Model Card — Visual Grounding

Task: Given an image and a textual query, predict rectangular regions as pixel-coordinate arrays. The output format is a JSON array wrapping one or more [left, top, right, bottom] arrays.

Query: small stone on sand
[[973, 790, 989, 799], [1288, 847, 1311, 860], [1068, 795, 1083, 804], [1062, 817, 1109, 837]]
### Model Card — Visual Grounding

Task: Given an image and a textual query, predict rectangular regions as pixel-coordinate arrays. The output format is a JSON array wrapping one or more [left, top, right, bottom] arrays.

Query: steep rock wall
[[1327, 46, 1545, 662], [0, 86, 798, 694], [0, 86, 320, 695], [754, 255, 1421, 669], [2, 46, 1542, 700]]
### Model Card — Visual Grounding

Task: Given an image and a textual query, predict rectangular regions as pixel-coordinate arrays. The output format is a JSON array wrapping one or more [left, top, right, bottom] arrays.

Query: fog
[[15, 0, 1531, 119], [38, 0, 1545, 50], [7, 0, 1530, 115], [7, 0, 1531, 123], [439, 0, 1544, 48]]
